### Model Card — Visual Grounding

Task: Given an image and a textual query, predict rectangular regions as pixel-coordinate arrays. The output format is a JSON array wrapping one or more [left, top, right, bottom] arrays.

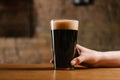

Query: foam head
[[51, 19, 79, 30]]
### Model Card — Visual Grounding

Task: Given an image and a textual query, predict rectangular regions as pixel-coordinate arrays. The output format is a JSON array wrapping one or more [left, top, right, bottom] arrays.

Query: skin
[[50, 44, 120, 68]]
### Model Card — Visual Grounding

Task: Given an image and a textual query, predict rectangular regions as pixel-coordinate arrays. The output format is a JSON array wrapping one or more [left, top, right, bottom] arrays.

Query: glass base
[[54, 67, 74, 70]]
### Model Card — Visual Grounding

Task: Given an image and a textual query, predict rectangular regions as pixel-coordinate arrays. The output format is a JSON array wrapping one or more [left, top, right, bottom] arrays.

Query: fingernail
[[71, 60, 76, 65]]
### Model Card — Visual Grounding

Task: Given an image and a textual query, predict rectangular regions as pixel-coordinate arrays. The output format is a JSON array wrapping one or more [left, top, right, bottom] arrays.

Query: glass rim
[[50, 19, 79, 30], [51, 19, 79, 22]]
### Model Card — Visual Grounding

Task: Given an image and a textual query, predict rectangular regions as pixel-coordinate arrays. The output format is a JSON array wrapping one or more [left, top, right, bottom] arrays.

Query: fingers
[[71, 56, 86, 66], [50, 58, 54, 64]]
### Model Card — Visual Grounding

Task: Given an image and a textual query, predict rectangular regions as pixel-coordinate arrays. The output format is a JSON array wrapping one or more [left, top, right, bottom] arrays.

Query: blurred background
[[0, 0, 120, 64]]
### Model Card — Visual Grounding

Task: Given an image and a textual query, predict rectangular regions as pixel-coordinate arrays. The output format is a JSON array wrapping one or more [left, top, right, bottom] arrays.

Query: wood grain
[[0, 64, 120, 80]]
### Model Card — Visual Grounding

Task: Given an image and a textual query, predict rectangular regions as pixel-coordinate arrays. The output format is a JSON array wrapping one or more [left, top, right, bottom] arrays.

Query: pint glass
[[51, 19, 79, 70]]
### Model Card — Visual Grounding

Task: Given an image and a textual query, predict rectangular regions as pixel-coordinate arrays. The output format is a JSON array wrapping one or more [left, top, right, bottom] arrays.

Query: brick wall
[[0, 0, 120, 63]]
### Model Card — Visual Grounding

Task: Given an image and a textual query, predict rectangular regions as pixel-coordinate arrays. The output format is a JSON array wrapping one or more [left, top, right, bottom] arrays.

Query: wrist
[[93, 51, 105, 67]]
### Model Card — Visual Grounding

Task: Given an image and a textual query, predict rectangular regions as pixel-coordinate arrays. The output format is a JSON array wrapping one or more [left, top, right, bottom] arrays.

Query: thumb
[[71, 56, 86, 66]]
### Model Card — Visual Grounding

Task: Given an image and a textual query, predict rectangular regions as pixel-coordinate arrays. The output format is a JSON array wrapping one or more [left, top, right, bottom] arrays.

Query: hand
[[50, 44, 102, 67], [71, 44, 101, 67]]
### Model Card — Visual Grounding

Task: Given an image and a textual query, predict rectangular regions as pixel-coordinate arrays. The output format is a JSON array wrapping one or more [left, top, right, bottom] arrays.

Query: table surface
[[0, 64, 120, 80]]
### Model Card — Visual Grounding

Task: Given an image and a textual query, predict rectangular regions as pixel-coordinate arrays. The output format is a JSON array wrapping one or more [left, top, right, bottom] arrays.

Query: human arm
[[71, 44, 120, 67]]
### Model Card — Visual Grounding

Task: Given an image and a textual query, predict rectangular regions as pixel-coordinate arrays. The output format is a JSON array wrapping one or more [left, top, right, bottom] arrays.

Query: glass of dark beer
[[50, 19, 79, 70]]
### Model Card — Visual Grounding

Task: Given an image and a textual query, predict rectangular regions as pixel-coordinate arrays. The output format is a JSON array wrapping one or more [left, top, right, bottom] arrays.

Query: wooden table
[[0, 64, 120, 80]]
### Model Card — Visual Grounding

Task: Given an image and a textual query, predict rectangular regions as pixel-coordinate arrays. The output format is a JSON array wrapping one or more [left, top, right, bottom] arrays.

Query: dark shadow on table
[[0, 66, 87, 70], [0, 67, 54, 70], [0, 66, 112, 71]]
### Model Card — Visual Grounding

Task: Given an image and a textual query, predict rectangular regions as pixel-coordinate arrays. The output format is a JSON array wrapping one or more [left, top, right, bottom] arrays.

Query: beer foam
[[51, 20, 79, 30]]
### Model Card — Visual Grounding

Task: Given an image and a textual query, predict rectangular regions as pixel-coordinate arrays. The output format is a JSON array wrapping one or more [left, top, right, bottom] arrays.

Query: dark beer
[[51, 20, 79, 70]]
